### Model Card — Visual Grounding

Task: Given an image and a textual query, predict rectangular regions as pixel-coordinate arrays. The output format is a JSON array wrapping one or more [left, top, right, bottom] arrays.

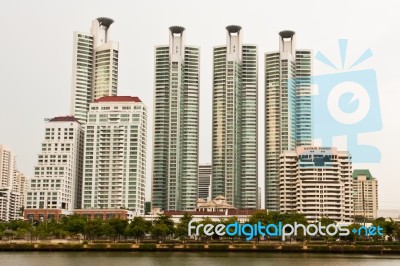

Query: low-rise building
[[353, 169, 378, 220]]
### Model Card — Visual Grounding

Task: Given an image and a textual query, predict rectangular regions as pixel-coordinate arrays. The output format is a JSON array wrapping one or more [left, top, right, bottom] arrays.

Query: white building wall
[[82, 97, 147, 215], [26, 117, 84, 211]]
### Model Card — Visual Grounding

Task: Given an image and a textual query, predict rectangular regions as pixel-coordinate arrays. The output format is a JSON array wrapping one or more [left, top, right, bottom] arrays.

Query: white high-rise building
[[14, 171, 27, 212], [70, 17, 119, 123], [26, 116, 84, 211], [0, 145, 18, 221], [279, 147, 353, 223], [152, 26, 200, 211], [82, 96, 147, 215], [353, 169, 378, 220], [198, 164, 212, 201], [265, 31, 312, 211], [212, 26, 258, 209], [0, 144, 15, 189]]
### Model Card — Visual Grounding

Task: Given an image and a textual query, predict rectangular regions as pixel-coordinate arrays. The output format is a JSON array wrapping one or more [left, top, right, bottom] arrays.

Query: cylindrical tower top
[[169, 26, 186, 35], [279, 30, 295, 39], [226, 25, 242, 34], [96, 17, 114, 27], [279, 30, 296, 56]]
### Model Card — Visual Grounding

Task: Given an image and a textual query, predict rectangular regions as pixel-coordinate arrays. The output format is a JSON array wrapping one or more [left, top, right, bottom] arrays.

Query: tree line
[[0, 211, 399, 243]]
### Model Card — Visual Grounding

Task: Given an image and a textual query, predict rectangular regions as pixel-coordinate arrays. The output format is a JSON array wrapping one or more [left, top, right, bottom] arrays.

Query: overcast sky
[[1, 0, 399, 210]]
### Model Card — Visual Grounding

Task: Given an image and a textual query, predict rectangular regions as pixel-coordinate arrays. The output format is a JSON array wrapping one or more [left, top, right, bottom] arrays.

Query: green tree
[[125, 217, 152, 243], [63, 215, 86, 237], [153, 214, 175, 240], [317, 217, 336, 243], [282, 212, 308, 243], [103, 218, 128, 242], [175, 213, 193, 242], [84, 219, 104, 240], [151, 223, 168, 242], [372, 217, 396, 241], [249, 211, 283, 242], [343, 223, 361, 243]]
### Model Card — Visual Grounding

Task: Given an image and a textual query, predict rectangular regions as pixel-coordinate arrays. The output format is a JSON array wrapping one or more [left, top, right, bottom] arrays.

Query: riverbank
[[0, 242, 400, 254]]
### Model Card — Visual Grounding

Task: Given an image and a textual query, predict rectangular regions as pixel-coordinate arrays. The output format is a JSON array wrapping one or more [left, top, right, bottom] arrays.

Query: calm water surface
[[0, 252, 399, 266]]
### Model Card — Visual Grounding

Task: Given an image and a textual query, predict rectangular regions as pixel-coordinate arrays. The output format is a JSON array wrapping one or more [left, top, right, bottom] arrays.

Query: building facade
[[353, 169, 378, 220], [14, 171, 27, 212], [70, 17, 119, 124], [0, 144, 15, 189], [26, 117, 84, 213], [198, 164, 212, 201], [265, 31, 312, 211], [212, 25, 258, 209], [82, 96, 147, 215], [0, 145, 26, 221], [279, 147, 353, 223], [152, 26, 200, 211], [0, 188, 18, 221]]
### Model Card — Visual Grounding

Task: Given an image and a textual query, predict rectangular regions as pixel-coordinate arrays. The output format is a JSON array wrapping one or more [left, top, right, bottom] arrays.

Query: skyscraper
[[70, 17, 119, 124], [212, 26, 258, 209], [198, 164, 212, 201], [0, 144, 18, 221], [265, 31, 312, 211], [26, 117, 84, 212], [280, 147, 353, 223], [0, 145, 15, 189], [82, 96, 147, 215], [152, 26, 200, 211]]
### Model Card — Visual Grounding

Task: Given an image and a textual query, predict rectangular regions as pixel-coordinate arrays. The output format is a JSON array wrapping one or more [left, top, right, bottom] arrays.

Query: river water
[[0, 252, 399, 266]]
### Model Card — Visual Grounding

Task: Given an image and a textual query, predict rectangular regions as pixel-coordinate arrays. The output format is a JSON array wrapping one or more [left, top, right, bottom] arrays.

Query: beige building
[[14, 171, 27, 211], [196, 195, 236, 213], [279, 147, 353, 223], [353, 169, 378, 220]]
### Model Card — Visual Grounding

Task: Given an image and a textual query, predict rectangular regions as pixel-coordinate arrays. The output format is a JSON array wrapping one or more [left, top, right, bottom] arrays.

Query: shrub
[[256, 244, 277, 251], [139, 243, 157, 250], [87, 243, 108, 249], [208, 244, 229, 250], [109, 243, 133, 250]]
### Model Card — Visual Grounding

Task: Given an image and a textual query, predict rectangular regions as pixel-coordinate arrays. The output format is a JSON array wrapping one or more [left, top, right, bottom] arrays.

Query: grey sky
[[1, 0, 399, 209]]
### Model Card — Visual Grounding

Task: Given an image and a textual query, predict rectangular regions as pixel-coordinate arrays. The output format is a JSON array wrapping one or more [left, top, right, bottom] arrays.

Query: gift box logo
[[312, 39, 382, 163]]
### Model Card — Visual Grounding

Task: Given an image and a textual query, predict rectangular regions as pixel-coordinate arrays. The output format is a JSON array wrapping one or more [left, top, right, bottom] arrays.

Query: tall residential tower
[[70, 17, 119, 124], [212, 26, 258, 209], [265, 31, 312, 211], [82, 96, 147, 215], [152, 26, 200, 211]]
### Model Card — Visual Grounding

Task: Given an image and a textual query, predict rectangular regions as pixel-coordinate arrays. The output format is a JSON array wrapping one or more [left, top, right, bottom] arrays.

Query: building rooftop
[[197, 195, 236, 209], [96, 17, 114, 27], [169, 26, 185, 34], [93, 96, 142, 103], [279, 30, 295, 39], [226, 25, 242, 33], [353, 169, 374, 180], [49, 116, 80, 123]]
